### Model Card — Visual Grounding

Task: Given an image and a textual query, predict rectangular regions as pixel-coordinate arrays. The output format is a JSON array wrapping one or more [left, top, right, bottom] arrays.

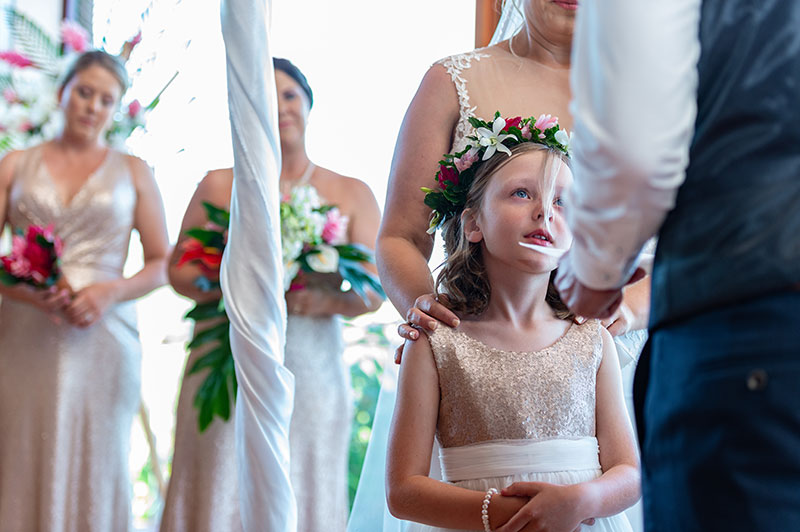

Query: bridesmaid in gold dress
[[161, 58, 383, 532], [0, 51, 169, 532]]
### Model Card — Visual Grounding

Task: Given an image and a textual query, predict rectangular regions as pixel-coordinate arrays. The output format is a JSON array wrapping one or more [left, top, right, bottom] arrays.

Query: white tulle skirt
[[405, 438, 632, 532]]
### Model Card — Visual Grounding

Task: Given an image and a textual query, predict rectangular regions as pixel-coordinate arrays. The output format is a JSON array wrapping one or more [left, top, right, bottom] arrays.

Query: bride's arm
[[386, 335, 528, 529], [377, 64, 462, 332]]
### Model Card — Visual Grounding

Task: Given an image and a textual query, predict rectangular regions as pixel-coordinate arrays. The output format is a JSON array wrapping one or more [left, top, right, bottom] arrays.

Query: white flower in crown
[[555, 129, 573, 152], [306, 244, 339, 273], [475, 117, 515, 160]]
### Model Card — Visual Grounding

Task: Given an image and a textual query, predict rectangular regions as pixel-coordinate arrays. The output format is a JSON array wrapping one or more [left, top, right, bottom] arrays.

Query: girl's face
[[467, 150, 573, 274], [275, 69, 311, 148], [59, 64, 122, 143]]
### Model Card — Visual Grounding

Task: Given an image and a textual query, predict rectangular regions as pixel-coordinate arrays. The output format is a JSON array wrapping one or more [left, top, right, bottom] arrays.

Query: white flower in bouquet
[[284, 259, 301, 291], [306, 244, 339, 274]]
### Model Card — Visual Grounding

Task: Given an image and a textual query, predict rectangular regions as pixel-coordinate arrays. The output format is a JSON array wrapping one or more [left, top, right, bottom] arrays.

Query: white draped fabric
[[219, 1, 297, 531]]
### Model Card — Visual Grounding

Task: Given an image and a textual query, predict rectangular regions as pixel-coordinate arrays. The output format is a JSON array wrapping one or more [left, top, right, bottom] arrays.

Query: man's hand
[[555, 252, 645, 319]]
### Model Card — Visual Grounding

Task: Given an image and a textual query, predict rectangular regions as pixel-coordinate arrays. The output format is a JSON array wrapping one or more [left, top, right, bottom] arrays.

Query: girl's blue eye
[[514, 189, 529, 199], [554, 197, 565, 207]]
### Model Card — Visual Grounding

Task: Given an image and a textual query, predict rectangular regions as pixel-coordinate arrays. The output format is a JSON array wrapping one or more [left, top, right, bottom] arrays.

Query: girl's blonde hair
[[434, 142, 573, 319]]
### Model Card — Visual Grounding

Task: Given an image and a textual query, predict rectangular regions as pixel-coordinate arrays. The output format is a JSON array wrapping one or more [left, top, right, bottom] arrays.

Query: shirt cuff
[[568, 238, 636, 291]]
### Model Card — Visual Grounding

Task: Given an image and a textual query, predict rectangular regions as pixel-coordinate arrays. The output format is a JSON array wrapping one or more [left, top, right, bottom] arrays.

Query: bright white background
[[87, 0, 476, 527]]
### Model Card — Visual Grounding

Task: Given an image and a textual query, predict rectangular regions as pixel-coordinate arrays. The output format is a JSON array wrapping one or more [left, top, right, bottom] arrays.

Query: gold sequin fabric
[[429, 320, 603, 449], [0, 145, 140, 532]]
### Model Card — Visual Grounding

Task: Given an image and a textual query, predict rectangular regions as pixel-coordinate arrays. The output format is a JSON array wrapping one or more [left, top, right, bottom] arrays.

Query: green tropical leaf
[[185, 228, 225, 248], [186, 346, 228, 375], [201, 201, 230, 228], [184, 298, 226, 321], [187, 321, 229, 350], [4, 8, 62, 73]]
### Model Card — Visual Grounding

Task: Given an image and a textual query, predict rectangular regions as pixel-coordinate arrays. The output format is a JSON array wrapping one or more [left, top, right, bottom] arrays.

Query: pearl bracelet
[[481, 487, 499, 532]]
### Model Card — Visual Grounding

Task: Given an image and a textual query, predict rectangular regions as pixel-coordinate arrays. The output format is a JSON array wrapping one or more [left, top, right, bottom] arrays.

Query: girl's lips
[[523, 230, 554, 247]]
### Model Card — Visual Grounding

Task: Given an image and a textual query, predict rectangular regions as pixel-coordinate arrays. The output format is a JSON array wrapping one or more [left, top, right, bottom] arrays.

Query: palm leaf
[[4, 7, 62, 73]]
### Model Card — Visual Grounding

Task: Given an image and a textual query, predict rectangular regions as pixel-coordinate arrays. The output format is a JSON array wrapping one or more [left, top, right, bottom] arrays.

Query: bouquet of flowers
[[179, 189, 383, 432], [281, 184, 384, 302], [176, 202, 233, 432], [0, 8, 174, 156], [0, 224, 65, 289]]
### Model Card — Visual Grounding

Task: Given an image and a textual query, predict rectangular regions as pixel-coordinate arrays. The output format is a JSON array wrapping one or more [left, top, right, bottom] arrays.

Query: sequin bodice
[[430, 320, 603, 448]]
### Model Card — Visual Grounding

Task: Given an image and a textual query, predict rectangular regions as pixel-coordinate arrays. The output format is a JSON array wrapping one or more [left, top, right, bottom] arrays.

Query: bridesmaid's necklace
[[280, 160, 315, 197]]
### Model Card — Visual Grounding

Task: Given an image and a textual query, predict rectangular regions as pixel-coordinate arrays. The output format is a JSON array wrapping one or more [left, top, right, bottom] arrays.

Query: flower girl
[[386, 114, 639, 531]]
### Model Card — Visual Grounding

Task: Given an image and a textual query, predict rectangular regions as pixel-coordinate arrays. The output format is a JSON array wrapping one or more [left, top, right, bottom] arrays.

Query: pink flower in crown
[[130, 31, 143, 47], [61, 21, 89, 53], [322, 208, 349, 245], [534, 114, 559, 132], [454, 147, 480, 172], [520, 123, 532, 140], [501, 116, 523, 132], [127, 99, 143, 119], [0, 51, 33, 68], [437, 164, 459, 190]]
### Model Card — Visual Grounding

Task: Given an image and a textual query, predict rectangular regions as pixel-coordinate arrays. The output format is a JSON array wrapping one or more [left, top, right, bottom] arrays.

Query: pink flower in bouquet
[[0, 51, 33, 68], [25, 225, 62, 283], [127, 99, 143, 119], [437, 164, 459, 190], [322, 208, 348, 245], [130, 31, 143, 47], [61, 21, 89, 53], [502, 116, 523, 132], [454, 147, 480, 172], [0, 225, 63, 285], [2, 88, 17, 103], [534, 114, 558, 132]]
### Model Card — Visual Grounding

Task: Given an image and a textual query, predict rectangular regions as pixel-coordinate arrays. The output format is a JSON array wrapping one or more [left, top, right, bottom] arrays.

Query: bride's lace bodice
[[429, 320, 603, 448]]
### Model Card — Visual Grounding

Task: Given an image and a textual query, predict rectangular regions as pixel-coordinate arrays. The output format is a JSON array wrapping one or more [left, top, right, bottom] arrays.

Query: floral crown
[[422, 112, 572, 234]]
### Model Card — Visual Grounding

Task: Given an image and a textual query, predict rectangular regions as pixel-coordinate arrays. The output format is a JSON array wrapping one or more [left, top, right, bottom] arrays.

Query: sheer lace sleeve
[[436, 50, 490, 152]]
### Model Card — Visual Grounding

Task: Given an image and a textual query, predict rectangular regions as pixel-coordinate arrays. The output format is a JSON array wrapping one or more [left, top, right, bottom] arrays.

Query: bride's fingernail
[[429, 320, 438, 330], [410, 331, 418, 339], [452, 318, 460, 327]]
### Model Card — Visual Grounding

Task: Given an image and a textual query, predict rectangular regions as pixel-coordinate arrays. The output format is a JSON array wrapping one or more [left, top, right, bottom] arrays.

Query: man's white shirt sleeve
[[566, 0, 702, 289]]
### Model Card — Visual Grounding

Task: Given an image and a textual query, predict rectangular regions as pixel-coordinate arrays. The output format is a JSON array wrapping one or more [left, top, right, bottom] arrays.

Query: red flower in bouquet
[[177, 239, 223, 279], [0, 224, 63, 288]]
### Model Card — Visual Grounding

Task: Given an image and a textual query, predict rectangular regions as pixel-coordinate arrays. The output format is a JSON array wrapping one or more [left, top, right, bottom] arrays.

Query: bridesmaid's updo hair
[[273, 57, 313, 108], [435, 142, 573, 319], [60, 51, 129, 94]]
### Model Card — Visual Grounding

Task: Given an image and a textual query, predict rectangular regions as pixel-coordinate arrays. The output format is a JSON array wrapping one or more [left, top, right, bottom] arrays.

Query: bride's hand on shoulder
[[394, 293, 460, 364], [65, 281, 120, 328], [496, 482, 594, 532]]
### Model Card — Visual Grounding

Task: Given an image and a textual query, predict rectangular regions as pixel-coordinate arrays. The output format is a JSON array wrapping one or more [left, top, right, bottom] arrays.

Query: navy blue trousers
[[634, 291, 800, 531]]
